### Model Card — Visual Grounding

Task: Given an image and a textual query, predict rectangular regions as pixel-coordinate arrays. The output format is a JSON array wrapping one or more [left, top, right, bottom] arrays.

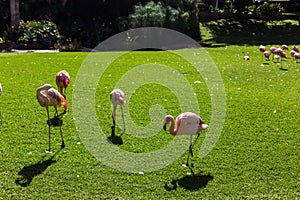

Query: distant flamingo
[[274, 54, 281, 62], [294, 53, 300, 62], [259, 45, 266, 60], [0, 83, 2, 96], [244, 52, 250, 60], [270, 46, 277, 54], [110, 89, 126, 135], [292, 45, 299, 52], [36, 84, 68, 152], [56, 70, 70, 99], [281, 45, 288, 51], [163, 112, 208, 166], [264, 51, 271, 61], [290, 50, 296, 58], [259, 45, 266, 52]]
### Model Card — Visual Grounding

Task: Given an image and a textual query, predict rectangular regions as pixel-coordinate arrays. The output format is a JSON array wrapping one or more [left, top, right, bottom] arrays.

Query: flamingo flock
[[258, 44, 298, 62]]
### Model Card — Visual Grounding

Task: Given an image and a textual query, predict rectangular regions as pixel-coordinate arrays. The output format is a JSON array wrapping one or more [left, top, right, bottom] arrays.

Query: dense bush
[[246, 2, 285, 16], [18, 20, 60, 47], [129, 1, 180, 28]]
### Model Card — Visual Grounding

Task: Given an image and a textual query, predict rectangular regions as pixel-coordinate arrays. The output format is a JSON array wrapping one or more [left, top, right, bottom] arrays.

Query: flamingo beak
[[163, 125, 166, 131], [200, 120, 208, 130]]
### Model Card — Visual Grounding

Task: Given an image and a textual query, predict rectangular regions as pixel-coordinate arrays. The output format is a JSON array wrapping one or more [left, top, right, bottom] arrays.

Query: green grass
[[0, 46, 299, 199]]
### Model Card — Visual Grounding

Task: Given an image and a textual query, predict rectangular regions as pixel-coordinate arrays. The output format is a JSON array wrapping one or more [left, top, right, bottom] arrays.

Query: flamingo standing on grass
[[244, 52, 250, 60], [163, 112, 208, 167], [259, 45, 266, 60], [56, 70, 70, 113], [110, 89, 126, 135], [56, 70, 70, 98], [36, 84, 68, 152]]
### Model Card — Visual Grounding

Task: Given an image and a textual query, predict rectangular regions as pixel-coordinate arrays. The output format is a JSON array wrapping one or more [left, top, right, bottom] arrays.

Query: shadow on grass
[[15, 151, 60, 187], [107, 125, 124, 145], [164, 169, 213, 191]]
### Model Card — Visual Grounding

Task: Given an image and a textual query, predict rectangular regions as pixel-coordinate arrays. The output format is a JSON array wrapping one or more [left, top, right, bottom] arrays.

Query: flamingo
[[281, 44, 288, 51], [264, 51, 271, 61], [36, 84, 68, 152], [290, 50, 296, 58], [270, 46, 277, 55], [163, 112, 208, 166], [244, 52, 250, 60], [259, 45, 266, 60], [294, 53, 300, 62], [259, 45, 266, 52], [56, 70, 70, 99], [110, 89, 126, 135], [292, 45, 299, 52]]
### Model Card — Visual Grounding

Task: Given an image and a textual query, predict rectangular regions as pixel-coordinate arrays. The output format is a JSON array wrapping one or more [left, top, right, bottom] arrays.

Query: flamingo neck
[[166, 115, 178, 135]]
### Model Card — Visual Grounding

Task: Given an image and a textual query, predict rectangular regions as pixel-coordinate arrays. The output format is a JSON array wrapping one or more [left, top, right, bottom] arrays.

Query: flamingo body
[[56, 70, 70, 98], [0, 83, 2, 96]]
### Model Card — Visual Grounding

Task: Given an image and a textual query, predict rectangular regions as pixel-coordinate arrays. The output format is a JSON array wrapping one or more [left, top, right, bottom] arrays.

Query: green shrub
[[129, 1, 180, 28], [18, 20, 60, 47]]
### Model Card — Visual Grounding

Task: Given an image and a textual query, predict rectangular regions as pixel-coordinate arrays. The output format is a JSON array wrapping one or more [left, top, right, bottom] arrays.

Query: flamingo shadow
[[46, 112, 67, 127], [107, 125, 123, 145], [15, 151, 59, 187], [164, 170, 213, 191]]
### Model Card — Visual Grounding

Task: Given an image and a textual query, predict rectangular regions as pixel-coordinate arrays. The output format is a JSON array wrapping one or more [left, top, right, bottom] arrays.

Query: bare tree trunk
[[10, 0, 20, 27]]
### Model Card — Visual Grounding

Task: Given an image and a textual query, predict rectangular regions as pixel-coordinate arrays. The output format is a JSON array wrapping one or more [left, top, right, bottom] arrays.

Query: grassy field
[[0, 44, 299, 199]]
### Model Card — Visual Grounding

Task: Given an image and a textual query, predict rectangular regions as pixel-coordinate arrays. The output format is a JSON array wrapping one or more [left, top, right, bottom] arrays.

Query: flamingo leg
[[121, 106, 126, 132], [185, 135, 193, 166], [55, 107, 65, 149], [46, 107, 51, 153], [186, 134, 200, 166]]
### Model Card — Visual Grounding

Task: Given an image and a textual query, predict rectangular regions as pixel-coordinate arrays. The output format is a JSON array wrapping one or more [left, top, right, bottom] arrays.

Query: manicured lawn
[[0, 46, 299, 199]]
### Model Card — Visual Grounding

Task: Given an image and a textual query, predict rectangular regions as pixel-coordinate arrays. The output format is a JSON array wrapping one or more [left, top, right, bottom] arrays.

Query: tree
[[10, 0, 19, 27]]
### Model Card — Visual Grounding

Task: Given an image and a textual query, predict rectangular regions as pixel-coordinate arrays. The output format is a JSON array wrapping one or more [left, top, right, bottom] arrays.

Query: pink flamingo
[[163, 112, 208, 166], [270, 46, 277, 54], [110, 89, 126, 135], [56, 70, 70, 99], [259, 45, 266, 52], [292, 45, 299, 52], [281, 44, 288, 51], [264, 51, 271, 61], [294, 53, 300, 62], [37, 84, 68, 152], [244, 52, 250, 60], [259, 45, 266, 60], [290, 50, 296, 58]]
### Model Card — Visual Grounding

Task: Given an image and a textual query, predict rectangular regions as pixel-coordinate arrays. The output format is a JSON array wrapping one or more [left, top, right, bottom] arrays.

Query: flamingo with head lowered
[[110, 89, 126, 135], [37, 84, 68, 152], [163, 112, 208, 167]]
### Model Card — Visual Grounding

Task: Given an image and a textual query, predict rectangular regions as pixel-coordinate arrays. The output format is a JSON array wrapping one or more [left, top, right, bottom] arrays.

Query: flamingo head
[[199, 120, 208, 131], [59, 95, 68, 111], [163, 115, 173, 131]]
